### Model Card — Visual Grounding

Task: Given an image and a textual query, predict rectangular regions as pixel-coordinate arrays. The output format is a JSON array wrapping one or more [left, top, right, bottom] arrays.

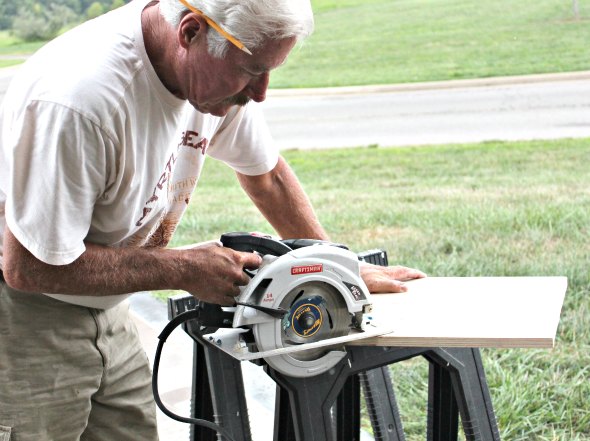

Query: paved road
[[2, 68, 590, 149], [262, 71, 590, 149]]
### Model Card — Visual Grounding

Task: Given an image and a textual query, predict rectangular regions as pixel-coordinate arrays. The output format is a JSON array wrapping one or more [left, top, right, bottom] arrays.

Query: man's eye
[[242, 67, 263, 78]]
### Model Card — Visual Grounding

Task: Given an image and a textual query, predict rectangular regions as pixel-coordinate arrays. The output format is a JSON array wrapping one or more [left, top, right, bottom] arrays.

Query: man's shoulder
[[9, 25, 145, 131]]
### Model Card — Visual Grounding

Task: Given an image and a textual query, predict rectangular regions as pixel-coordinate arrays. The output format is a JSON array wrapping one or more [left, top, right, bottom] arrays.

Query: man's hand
[[360, 262, 426, 293], [176, 241, 262, 305]]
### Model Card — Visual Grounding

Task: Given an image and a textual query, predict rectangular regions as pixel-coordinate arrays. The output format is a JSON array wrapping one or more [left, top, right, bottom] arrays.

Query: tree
[[0, 0, 24, 30], [12, 3, 78, 41], [110, 0, 125, 11], [1, 0, 131, 34], [86, 1, 105, 20]]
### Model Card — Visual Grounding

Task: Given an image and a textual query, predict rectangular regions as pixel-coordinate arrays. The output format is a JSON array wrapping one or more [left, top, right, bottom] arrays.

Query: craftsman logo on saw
[[291, 264, 323, 275]]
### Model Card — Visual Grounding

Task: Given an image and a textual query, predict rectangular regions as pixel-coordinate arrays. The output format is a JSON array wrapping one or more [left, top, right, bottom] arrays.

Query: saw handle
[[220, 232, 292, 256], [280, 238, 349, 250], [220, 232, 349, 255]]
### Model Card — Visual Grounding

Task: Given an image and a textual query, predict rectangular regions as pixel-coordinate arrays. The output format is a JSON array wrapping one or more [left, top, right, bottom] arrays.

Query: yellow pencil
[[178, 0, 252, 55]]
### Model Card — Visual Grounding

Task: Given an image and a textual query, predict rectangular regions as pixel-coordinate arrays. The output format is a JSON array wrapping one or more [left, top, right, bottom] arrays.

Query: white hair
[[159, 0, 314, 58]]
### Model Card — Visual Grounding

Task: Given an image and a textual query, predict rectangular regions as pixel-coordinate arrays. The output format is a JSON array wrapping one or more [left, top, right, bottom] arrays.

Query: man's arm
[[237, 155, 426, 293], [237, 155, 328, 240], [2, 226, 260, 305]]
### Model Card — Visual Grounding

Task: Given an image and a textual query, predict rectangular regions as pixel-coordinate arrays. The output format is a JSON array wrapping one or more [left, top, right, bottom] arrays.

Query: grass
[[0, 31, 45, 55], [270, 0, 590, 88], [0, 31, 45, 68], [1, 1, 589, 87], [158, 137, 590, 439], [0, 59, 22, 69]]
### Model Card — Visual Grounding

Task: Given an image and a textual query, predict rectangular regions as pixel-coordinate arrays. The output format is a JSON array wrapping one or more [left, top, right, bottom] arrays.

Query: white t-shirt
[[0, 0, 278, 308]]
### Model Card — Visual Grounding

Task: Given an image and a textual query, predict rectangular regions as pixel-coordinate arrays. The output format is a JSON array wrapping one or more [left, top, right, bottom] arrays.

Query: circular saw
[[195, 233, 391, 378]]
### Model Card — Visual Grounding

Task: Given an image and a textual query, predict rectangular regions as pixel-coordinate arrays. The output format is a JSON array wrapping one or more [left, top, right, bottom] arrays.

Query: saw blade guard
[[233, 245, 371, 328], [232, 245, 372, 377]]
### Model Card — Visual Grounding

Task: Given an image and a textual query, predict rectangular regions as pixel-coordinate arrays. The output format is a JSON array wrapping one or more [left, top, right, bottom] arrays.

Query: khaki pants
[[0, 282, 159, 441]]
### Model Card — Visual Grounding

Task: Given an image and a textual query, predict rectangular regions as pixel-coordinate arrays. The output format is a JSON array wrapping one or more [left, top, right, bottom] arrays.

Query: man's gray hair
[[159, 0, 314, 58]]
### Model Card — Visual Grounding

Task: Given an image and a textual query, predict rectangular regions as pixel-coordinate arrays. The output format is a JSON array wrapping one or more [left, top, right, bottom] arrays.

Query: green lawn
[[1, 1, 589, 88], [0, 30, 44, 69], [0, 31, 45, 55], [0, 59, 22, 69], [161, 138, 590, 440], [270, 0, 590, 88]]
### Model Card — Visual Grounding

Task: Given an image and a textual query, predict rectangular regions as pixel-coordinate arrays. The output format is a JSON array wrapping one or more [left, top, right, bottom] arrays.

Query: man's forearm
[[2, 227, 261, 304], [237, 156, 328, 240], [3, 228, 182, 295]]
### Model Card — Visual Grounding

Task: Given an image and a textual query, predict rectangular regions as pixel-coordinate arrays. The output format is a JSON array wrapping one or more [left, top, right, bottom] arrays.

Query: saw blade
[[278, 281, 351, 361]]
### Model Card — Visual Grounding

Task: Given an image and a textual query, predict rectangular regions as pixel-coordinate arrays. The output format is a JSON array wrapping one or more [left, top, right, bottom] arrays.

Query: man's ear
[[178, 13, 206, 49], [183, 31, 196, 46]]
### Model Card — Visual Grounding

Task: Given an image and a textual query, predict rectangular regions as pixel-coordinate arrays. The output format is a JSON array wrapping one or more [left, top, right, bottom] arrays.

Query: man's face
[[185, 36, 297, 116]]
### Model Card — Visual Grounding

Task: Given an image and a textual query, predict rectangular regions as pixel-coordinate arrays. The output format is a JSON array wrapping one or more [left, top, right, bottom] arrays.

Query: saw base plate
[[202, 322, 393, 362]]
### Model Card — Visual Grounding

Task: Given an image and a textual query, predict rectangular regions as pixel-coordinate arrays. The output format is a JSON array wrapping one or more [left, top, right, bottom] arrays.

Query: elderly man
[[0, 0, 425, 439]]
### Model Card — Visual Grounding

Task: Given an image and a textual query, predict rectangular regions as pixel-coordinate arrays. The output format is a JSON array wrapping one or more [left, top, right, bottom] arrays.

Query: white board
[[348, 276, 567, 349]]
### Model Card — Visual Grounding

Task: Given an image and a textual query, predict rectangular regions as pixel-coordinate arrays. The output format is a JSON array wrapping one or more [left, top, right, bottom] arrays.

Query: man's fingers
[[386, 279, 408, 293], [367, 277, 408, 294], [360, 262, 427, 294], [242, 252, 263, 269], [387, 265, 427, 281], [236, 270, 252, 287], [219, 293, 238, 306], [231, 249, 262, 270]]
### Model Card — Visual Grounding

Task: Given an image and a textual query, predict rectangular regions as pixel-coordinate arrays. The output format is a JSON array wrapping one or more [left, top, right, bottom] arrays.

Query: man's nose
[[244, 72, 270, 102]]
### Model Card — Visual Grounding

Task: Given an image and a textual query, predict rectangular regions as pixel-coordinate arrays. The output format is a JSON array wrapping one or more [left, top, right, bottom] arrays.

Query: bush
[[86, 2, 104, 20], [110, 0, 125, 11], [12, 4, 78, 41]]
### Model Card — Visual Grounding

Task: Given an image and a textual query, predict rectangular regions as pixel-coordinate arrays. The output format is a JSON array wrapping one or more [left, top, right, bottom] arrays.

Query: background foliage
[[0, 0, 129, 40]]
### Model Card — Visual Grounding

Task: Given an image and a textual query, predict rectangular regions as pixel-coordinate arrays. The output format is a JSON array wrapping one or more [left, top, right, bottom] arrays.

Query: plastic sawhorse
[[182, 335, 501, 441], [268, 345, 501, 441]]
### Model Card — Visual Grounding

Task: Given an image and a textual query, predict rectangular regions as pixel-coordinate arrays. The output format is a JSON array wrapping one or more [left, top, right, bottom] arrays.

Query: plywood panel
[[348, 277, 567, 349]]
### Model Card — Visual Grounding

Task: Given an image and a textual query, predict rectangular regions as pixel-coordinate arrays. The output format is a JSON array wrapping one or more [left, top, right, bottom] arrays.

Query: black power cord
[[152, 308, 238, 441]]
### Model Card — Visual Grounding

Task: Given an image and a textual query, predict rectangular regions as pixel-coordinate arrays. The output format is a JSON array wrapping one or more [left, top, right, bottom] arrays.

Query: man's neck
[[141, 2, 183, 98]]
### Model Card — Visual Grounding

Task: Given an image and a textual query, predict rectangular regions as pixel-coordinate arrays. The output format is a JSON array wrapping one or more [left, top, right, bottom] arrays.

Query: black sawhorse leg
[[360, 366, 406, 441], [267, 346, 501, 441], [272, 366, 405, 441], [425, 348, 501, 441], [189, 340, 253, 441]]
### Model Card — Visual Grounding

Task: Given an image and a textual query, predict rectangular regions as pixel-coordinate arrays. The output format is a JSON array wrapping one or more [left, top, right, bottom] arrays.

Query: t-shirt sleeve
[[207, 101, 279, 176], [4, 100, 110, 265]]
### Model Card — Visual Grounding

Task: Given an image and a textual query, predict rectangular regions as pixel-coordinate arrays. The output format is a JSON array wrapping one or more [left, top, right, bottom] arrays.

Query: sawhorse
[[169, 294, 501, 441], [268, 345, 501, 441]]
